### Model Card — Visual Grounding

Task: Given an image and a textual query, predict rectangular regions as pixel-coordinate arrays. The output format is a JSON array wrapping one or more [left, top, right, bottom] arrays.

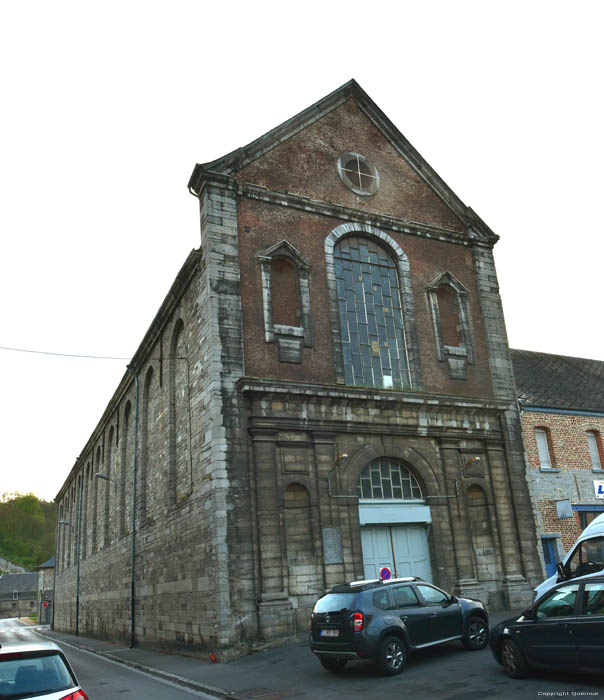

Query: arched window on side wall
[[103, 426, 113, 547], [141, 366, 154, 518], [120, 402, 131, 535], [169, 320, 191, 504], [92, 445, 101, 553]]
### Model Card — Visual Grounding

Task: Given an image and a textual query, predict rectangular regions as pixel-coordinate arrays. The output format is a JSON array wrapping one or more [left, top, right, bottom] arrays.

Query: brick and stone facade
[[512, 350, 604, 575], [0, 573, 37, 619], [54, 81, 542, 659]]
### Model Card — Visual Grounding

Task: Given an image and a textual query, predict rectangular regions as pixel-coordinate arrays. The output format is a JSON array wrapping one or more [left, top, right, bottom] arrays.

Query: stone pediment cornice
[[191, 171, 491, 248], [188, 80, 499, 245], [239, 378, 508, 439], [237, 376, 511, 412]]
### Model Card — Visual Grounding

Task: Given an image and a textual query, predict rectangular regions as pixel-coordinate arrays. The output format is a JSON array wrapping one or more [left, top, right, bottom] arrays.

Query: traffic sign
[[379, 567, 391, 581], [42, 601, 49, 608]]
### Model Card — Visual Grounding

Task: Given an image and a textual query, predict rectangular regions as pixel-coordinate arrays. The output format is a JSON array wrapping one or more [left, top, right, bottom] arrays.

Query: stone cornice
[[247, 414, 504, 443], [191, 171, 492, 248], [237, 377, 511, 412]]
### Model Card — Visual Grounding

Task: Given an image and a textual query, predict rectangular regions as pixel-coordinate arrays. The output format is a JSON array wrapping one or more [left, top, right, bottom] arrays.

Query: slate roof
[[38, 556, 55, 569], [0, 572, 37, 595], [510, 349, 604, 413]]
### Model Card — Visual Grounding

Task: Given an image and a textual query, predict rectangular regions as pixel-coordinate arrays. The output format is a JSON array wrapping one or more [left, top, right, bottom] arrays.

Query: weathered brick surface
[[522, 409, 604, 558]]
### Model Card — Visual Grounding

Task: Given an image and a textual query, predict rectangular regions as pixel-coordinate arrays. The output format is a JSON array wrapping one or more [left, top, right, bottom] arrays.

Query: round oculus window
[[337, 152, 379, 196]]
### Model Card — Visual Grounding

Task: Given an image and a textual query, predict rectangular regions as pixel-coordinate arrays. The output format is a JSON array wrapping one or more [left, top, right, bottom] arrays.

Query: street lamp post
[[56, 519, 71, 632], [75, 474, 84, 636]]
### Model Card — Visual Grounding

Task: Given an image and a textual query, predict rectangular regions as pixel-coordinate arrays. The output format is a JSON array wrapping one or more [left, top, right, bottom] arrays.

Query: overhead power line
[[0, 345, 129, 360]]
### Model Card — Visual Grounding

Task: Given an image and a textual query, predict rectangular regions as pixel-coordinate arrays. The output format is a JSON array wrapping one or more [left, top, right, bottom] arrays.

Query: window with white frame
[[535, 428, 553, 469], [337, 153, 379, 196], [587, 431, 603, 470]]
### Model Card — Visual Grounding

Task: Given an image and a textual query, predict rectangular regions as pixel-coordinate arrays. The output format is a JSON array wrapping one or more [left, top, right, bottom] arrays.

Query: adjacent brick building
[[511, 350, 604, 579], [53, 81, 542, 658]]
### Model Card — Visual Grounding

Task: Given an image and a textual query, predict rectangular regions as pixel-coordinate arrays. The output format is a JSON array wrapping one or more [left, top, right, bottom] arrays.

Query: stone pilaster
[[251, 428, 294, 640], [486, 441, 533, 608], [440, 439, 477, 588]]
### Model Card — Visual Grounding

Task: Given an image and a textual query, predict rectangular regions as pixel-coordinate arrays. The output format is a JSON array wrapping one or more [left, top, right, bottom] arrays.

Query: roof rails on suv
[[329, 577, 424, 593]]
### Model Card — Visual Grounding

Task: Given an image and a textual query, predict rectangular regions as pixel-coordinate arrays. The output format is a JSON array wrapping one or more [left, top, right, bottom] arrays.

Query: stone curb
[[37, 631, 242, 700]]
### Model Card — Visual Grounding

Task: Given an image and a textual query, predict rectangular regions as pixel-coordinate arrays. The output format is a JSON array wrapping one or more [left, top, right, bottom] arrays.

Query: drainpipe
[[51, 513, 59, 630], [127, 365, 140, 649], [327, 454, 350, 498]]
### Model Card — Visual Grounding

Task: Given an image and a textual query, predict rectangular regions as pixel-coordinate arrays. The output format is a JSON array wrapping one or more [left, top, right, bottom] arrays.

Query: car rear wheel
[[377, 635, 406, 676], [500, 638, 529, 678], [319, 657, 348, 673], [461, 616, 488, 650]]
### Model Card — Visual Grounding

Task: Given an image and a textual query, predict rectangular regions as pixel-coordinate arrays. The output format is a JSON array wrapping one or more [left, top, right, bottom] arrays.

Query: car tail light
[[353, 612, 364, 632], [59, 691, 89, 700]]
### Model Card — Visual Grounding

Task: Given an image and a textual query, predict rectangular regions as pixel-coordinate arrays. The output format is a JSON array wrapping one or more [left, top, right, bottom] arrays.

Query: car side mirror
[[556, 561, 566, 579], [522, 608, 535, 620], [449, 595, 458, 605]]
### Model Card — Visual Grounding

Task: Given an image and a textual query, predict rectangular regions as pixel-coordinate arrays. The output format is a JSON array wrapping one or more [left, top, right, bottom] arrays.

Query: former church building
[[54, 81, 542, 658]]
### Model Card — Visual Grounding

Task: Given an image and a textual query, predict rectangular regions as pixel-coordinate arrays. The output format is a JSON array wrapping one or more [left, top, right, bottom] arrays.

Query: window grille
[[337, 153, 379, 195], [357, 459, 422, 500]]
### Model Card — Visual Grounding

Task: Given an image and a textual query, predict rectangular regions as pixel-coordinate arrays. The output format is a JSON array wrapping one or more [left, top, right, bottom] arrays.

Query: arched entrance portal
[[357, 459, 433, 581]]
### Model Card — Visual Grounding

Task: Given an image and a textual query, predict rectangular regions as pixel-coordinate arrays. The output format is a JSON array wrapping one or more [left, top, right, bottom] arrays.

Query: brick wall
[[522, 409, 604, 553]]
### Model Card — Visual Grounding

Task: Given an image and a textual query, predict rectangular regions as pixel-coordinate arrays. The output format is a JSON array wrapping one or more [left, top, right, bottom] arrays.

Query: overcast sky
[[1, 1, 603, 501]]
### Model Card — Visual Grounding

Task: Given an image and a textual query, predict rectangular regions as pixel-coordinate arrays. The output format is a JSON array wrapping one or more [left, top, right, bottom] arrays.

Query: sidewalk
[[36, 609, 518, 700]]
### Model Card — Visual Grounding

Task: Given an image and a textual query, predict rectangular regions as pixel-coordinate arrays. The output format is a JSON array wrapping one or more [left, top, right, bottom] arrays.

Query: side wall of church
[[54, 250, 251, 654]]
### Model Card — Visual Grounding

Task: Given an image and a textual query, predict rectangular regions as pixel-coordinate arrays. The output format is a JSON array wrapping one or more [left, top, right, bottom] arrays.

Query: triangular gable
[[189, 80, 497, 243]]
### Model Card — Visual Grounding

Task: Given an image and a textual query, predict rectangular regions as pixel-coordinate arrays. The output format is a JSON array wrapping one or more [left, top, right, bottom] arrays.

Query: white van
[[534, 512, 604, 600]]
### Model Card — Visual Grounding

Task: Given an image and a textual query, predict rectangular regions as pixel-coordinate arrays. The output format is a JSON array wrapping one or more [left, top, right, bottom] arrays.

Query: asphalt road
[[226, 636, 604, 700], [0, 618, 215, 700], [2, 617, 604, 699]]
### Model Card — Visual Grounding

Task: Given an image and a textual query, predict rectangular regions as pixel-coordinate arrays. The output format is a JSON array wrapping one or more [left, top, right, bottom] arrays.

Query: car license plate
[[320, 629, 339, 638]]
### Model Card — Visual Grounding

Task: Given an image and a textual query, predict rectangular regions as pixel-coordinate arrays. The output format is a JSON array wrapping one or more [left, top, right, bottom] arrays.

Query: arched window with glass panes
[[357, 459, 422, 500], [334, 236, 411, 389]]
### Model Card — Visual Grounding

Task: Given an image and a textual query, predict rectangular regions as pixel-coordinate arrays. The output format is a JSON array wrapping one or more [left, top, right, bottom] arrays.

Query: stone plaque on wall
[[277, 336, 302, 363], [280, 444, 313, 474], [322, 527, 344, 564]]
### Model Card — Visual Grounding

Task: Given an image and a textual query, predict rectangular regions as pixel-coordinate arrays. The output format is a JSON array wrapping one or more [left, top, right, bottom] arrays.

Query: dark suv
[[309, 577, 488, 675]]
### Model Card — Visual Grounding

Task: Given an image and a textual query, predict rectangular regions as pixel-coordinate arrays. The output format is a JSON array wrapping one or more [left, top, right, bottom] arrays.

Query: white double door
[[361, 525, 432, 582]]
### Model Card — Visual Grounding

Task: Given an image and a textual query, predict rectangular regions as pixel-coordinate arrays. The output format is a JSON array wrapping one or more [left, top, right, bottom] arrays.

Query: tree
[[0, 493, 56, 570]]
